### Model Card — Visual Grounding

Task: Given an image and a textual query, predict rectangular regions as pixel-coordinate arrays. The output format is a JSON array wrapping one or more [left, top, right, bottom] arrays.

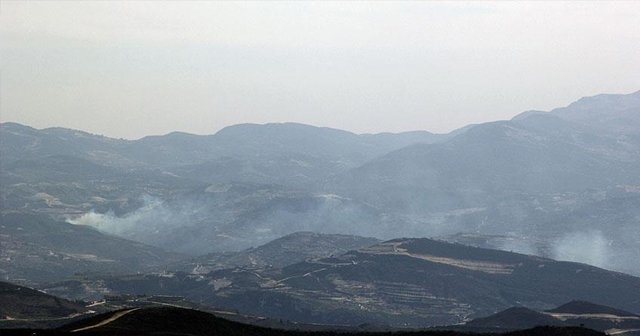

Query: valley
[[3, 3, 639, 334], [1, 91, 639, 331]]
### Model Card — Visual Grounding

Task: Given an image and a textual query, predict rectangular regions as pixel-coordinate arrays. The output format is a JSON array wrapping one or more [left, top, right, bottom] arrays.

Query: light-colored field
[[547, 312, 640, 321], [360, 241, 514, 274]]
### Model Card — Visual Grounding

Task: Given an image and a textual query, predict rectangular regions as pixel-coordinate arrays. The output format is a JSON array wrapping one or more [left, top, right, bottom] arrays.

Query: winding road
[[71, 308, 140, 333]]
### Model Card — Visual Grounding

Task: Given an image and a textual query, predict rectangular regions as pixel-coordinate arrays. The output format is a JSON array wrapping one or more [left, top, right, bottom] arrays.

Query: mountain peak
[[465, 306, 564, 330], [547, 301, 639, 317]]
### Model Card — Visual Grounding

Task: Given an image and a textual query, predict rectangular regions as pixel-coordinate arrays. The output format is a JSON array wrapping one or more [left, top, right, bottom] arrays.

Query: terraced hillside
[[48, 238, 640, 328]]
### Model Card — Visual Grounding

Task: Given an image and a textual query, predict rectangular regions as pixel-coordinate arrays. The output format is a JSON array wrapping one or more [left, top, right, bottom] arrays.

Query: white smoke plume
[[68, 196, 168, 235], [552, 230, 612, 269]]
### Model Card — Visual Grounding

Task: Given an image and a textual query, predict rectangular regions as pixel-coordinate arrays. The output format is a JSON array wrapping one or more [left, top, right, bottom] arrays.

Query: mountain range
[[39, 237, 640, 328], [1, 90, 640, 329], [0, 279, 625, 335], [2, 90, 639, 274]]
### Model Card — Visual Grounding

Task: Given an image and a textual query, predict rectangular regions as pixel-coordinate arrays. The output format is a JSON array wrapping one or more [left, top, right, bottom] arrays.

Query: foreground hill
[[0, 281, 86, 320], [0, 212, 182, 284], [0, 306, 604, 336], [463, 301, 640, 335]]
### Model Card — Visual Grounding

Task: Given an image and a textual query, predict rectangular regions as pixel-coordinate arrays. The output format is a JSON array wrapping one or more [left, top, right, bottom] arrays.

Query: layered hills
[[175, 231, 380, 273], [45, 238, 640, 328], [464, 301, 640, 335], [0, 306, 605, 336], [1, 90, 640, 330], [0, 281, 86, 320], [0, 280, 627, 335], [2, 92, 639, 271]]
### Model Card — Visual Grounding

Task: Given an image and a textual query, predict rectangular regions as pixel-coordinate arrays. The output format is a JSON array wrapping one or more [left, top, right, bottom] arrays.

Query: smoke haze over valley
[[4, 91, 633, 274], [2, 90, 640, 331], [1, 2, 640, 335]]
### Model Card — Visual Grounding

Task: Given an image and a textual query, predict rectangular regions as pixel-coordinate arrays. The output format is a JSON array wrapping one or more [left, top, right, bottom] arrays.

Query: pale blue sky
[[1, 1, 639, 139]]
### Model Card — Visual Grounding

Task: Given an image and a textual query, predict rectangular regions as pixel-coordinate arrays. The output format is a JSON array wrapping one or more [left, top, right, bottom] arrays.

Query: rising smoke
[[551, 230, 612, 269], [67, 193, 639, 276]]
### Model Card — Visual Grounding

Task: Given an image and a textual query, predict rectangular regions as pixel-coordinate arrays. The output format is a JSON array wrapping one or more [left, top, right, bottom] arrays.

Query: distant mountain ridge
[[2, 90, 640, 273], [0, 121, 448, 170]]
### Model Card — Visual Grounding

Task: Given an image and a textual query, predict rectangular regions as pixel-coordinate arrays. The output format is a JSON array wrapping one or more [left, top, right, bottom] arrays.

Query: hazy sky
[[1, 1, 639, 139]]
